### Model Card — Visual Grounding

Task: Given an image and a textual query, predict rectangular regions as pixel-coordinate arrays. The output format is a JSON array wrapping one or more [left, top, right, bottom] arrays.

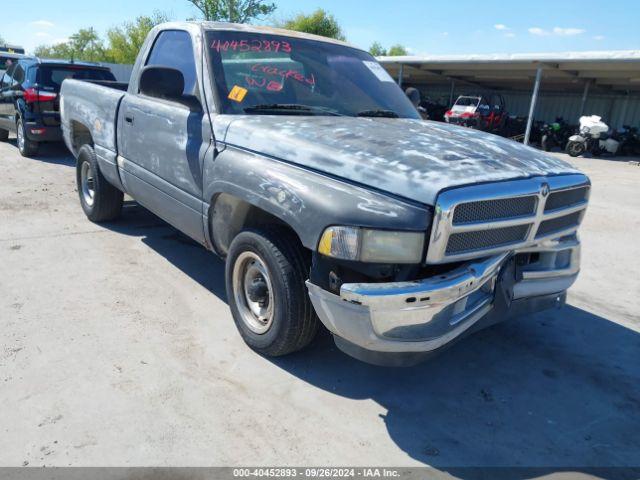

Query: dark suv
[[0, 58, 115, 156]]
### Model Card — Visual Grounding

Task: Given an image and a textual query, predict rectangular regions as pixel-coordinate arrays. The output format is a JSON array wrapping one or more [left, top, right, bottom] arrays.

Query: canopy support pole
[[524, 66, 543, 146], [579, 81, 591, 117], [449, 80, 455, 105], [398, 64, 404, 88]]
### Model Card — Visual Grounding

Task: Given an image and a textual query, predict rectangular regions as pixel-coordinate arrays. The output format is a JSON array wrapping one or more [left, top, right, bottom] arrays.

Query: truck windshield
[[206, 31, 419, 118], [37, 66, 116, 92]]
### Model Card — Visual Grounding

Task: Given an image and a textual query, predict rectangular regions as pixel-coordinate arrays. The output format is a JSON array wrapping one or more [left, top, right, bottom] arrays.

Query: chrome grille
[[446, 225, 530, 254], [536, 211, 583, 238], [544, 186, 589, 212], [453, 196, 537, 224], [426, 174, 590, 264]]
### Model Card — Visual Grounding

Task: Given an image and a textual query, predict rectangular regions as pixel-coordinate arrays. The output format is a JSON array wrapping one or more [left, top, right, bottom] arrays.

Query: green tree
[[280, 9, 345, 40], [105, 12, 169, 64], [187, 0, 276, 23], [33, 12, 169, 64], [35, 28, 105, 62], [369, 41, 387, 56], [387, 44, 408, 56], [34, 42, 72, 60], [69, 28, 106, 61]]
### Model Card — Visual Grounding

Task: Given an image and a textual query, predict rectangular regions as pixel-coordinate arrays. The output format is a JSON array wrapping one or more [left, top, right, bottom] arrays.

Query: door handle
[[124, 116, 134, 125]]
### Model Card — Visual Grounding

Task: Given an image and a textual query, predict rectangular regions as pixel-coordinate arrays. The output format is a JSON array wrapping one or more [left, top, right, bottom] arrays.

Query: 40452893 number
[[211, 39, 292, 53]]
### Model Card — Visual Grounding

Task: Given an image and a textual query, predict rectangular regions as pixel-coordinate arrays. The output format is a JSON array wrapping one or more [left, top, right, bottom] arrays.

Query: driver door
[[117, 30, 212, 243]]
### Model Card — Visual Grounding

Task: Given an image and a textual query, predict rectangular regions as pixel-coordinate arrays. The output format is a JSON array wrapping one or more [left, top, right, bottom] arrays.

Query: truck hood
[[222, 116, 580, 205]]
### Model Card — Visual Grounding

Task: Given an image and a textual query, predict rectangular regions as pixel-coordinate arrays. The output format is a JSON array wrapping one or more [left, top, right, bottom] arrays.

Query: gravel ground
[[0, 136, 638, 472]]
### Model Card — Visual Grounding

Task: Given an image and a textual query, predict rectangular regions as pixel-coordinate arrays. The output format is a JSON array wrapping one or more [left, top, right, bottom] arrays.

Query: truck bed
[[83, 79, 129, 91], [60, 79, 128, 156]]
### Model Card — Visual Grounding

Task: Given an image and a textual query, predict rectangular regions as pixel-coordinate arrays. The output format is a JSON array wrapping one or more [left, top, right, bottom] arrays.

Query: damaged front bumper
[[306, 236, 580, 365]]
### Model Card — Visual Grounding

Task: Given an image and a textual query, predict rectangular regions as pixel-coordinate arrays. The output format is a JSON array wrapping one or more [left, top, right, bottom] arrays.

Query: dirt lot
[[0, 135, 639, 471]]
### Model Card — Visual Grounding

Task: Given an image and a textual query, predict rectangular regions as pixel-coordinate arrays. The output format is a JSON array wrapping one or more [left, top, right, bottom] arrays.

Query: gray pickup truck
[[60, 22, 590, 365]]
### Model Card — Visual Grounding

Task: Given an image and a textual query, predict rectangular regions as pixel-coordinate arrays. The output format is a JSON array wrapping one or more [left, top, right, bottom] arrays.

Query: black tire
[[225, 227, 319, 357], [16, 118, 38, 157], [566, 140, 585, 158], [76, 144, 123, 222], [0, 128, 8, 141]]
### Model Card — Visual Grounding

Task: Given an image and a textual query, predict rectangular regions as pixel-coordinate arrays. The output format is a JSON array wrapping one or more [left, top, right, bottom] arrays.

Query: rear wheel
[[566, 140, 585, 158], [225, 227, 319, 357], [16, 118, 38, 157], [76, 144, 123, 222], [0, 128, 8, 141]]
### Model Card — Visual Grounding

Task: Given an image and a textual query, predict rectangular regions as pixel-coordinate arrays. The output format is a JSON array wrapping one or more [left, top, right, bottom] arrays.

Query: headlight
[[318, 226, 424, 264]]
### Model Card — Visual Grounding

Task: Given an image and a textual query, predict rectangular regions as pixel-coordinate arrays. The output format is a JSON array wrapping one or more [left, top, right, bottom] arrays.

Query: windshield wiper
[[244, 104, 342, 116], [356, 109, 400, 118]]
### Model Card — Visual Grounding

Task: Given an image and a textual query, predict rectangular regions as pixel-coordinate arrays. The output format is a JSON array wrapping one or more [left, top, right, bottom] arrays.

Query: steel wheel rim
[[17, 121, 25, 152], [80, 161, 95, 207], [232, 251, 275, 334]]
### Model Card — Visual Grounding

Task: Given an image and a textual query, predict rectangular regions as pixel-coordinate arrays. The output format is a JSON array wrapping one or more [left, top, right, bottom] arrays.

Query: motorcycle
[[615, 125, 640, 156], [566, 115, 620, 157], [540, 118, 571, 152], [423, 97, 450, 122]]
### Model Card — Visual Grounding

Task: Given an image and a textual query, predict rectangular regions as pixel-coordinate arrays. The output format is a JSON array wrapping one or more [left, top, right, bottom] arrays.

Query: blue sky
[[3, 0, 639, 55]]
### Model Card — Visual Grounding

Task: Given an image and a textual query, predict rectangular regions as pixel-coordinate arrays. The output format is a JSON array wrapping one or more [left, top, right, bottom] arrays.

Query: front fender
[[568, 134, 585, 142], [203, 145, 432, 251]]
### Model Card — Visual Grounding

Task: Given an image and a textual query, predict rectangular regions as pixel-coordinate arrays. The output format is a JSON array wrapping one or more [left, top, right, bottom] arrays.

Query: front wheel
[[16, 118, 38, 157], [225, 228, 319, 357], [76, 144, 123, 222], [566, 140, 585, 157]]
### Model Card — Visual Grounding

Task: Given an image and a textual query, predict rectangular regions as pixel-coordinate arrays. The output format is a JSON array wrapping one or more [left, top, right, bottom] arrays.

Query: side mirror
[[139, 66, 184, 101], [139, 66, 202, 111]]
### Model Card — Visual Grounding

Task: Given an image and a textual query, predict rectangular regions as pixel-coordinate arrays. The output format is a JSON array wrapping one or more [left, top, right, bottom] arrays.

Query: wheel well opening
[[70, 121, 93, 154], [209, 193, 300, 256]]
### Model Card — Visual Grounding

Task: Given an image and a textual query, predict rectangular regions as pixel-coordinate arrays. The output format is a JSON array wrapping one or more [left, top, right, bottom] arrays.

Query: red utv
[[444, 94, 507, 133]]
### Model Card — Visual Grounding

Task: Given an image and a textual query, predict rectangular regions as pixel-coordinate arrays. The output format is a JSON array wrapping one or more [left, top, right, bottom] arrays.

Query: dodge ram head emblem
[[540, 182, 550, 197]]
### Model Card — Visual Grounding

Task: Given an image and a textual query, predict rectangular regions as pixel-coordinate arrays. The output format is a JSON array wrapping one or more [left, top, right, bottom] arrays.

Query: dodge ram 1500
[[60, 22, 590, 365]]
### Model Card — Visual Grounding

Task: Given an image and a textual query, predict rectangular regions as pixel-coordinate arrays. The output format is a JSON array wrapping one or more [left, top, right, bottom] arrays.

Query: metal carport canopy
[[378, 50, 640, 94], [378, 50, 640, 144]]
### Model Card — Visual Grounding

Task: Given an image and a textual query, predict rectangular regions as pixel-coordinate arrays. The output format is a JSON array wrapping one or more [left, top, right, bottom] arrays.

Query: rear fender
[[60, 79, 126, 191]]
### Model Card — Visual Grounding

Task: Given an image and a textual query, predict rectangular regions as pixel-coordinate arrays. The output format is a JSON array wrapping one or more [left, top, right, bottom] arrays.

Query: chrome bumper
[[307, 236, 580, 358]]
